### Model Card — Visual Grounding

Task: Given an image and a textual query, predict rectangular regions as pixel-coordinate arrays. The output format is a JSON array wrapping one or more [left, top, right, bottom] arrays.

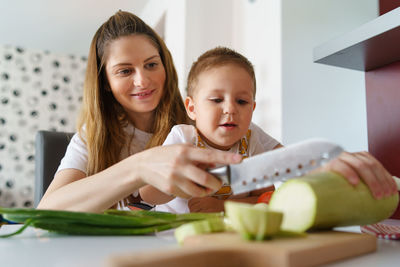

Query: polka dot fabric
[[0, 45, 86, 208]]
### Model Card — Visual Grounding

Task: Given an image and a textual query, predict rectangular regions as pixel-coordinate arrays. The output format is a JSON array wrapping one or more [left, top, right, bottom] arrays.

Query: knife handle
[[208, 166, 230, 185]]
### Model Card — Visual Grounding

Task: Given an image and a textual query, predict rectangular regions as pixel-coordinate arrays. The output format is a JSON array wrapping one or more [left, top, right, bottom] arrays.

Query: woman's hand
[[135, 144, 242, 200], [319, 151, 397, 199]]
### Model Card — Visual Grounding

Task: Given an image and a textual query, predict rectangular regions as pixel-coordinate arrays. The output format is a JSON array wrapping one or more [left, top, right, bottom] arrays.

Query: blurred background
[[0, 0, 380, 207]]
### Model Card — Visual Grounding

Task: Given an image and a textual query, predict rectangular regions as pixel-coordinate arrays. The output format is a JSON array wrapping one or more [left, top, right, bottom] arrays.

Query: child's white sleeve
[[249, 122, 280, 155], [162, 124, 196, 146]]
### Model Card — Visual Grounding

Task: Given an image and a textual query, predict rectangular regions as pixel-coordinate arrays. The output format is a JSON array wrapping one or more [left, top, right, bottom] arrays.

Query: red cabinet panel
[[379, 0, 400, 15], [366, 61, 400, 218]]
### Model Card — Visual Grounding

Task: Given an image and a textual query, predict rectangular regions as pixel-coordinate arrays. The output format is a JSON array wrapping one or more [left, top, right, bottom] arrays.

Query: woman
[[38, 11, 396, 213], [37, 11, 241, 212]]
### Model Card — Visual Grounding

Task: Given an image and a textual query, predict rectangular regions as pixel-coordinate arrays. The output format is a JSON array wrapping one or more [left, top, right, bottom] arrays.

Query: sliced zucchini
[[174, 218, 225, 244], [224, 201, 283, 241]]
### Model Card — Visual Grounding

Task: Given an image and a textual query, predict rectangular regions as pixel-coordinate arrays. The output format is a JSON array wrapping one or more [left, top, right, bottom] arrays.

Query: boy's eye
[[237, 99, 249, 105], [209, 98, 223, 103]]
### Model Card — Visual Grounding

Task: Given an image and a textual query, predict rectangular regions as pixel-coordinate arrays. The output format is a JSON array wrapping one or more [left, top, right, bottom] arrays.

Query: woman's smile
[[131, 89, 156, 99]]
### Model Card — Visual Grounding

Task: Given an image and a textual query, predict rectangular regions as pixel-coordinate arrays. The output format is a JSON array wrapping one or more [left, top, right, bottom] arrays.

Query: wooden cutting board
[[107, 231, 376, 267]]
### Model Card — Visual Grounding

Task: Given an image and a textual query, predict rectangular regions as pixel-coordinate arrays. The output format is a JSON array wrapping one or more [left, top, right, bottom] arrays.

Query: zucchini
[[394, 176, 400, 190], [174, 202, 302, 244], [224, 201, 283, 240], [174, 218, 225, 244], [269, 172, 399, 232]]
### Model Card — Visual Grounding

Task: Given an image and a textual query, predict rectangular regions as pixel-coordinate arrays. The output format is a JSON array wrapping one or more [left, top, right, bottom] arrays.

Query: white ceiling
[[0, 0, 148, 56]]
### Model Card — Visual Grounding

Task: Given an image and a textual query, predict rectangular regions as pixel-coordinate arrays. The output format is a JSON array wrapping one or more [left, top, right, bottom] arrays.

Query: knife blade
[[208, 138, 344, 195]]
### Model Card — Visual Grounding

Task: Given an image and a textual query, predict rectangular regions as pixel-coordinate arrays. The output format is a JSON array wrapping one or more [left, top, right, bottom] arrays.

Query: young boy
[[139, 47, 281, 213]]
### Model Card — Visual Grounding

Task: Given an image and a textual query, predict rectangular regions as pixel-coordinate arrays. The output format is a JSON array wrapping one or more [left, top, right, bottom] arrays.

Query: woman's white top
[[56, 124, 152, 209]]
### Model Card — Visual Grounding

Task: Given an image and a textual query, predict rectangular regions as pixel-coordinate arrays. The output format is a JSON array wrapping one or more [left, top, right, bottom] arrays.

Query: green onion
[[0, 207, 223, 237]]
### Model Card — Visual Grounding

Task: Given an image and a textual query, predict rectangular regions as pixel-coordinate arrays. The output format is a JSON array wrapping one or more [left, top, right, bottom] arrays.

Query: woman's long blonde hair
[[78, 11, 188, 178]]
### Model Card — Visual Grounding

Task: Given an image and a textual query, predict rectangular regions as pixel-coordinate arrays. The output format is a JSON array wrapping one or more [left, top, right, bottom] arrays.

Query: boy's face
[[185, 64, 256, 150]]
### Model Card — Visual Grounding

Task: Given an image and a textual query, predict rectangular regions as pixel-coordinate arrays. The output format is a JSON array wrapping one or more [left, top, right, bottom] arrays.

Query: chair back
[[34, 130, 74, 207]]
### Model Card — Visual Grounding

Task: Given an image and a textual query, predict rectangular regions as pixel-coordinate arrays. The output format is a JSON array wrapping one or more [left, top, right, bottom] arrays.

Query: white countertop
[[1, 224, 399, 267], [326, 226, 400, 267], [0, 225, 177, 267]]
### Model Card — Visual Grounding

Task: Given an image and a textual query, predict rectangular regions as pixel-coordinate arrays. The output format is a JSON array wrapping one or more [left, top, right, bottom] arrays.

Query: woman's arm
[[188, 151, 398, 212], [268, 138, 395, 199], [271, 139, 395, 198], [319, 151, 397, 199], [38, 144, 242, 212], [37, 156, 147, 213]]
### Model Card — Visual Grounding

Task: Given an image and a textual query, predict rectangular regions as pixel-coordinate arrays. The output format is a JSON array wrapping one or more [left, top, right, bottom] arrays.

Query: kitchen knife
[[208, 138, 344, 195]]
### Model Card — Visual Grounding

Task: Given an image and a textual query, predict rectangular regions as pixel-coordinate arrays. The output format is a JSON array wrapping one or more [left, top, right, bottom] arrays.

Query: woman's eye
[[118, 69, 131, 75], [146, 62, 158, 69]]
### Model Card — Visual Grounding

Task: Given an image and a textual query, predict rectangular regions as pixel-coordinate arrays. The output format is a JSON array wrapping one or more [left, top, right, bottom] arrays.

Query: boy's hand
[[188, 194, 265, 212], [188, 197, 225, 213]]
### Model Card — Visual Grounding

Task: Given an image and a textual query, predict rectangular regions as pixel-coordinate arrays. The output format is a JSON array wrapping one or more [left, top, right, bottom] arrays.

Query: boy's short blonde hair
[[186, 46, 256, 98]]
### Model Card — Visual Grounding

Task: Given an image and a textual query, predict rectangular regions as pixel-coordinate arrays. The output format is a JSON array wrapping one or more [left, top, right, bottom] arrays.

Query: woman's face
[[105, 34, 166, 130]]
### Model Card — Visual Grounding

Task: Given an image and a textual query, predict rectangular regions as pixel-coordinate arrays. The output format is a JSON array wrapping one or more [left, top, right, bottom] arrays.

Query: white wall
[[142, 0, 379, 151], [232, 0, 282, 142], [1, 0, 381, 151], [141, 0, 282, 141], [281, 0, 379, 151], [0, 0, 148, 56], [141, 0, 236, 98]]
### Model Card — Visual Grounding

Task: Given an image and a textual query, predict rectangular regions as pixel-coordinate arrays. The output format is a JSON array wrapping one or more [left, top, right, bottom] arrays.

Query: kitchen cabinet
[[313, 7, 400, 219]]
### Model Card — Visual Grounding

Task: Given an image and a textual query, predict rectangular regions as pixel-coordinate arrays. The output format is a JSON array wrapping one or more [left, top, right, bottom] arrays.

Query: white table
[[1, 225, 399, 267], [0, 225, 177, 267], [327, 226, 400, 267]]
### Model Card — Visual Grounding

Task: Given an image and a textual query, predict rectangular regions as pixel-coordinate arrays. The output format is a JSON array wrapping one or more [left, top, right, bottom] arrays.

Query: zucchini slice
[[224, 201, 283, 240], [174, 218, 225, 244]]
